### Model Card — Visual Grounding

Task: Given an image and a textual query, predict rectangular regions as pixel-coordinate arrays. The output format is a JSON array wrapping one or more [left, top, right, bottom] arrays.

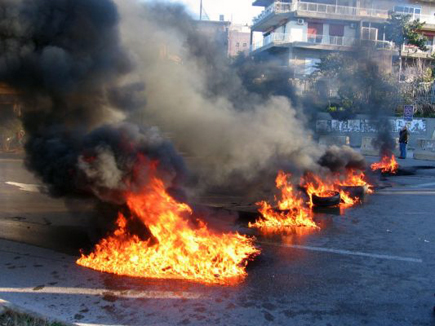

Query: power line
[[199, 0, 209, 21], [200, 0, 203, 20]]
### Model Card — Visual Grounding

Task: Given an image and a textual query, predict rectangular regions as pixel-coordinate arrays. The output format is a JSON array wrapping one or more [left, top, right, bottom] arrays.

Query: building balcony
[[296, 2, 389, 21], [252, 2, 293, 31], [252, 0, 274, 7], [251, 32, 393, 53], [402, 44, 435, 58], [252, 1, 390, 32]]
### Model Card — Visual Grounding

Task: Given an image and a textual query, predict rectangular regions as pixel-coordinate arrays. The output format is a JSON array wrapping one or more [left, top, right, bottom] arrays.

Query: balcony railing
[[252, 1, 390, 27], [251, 32, 353, 51], [251, 32, 393, 52], [403, 44, 435, 56], [297, 2, 389, 19], [252, 2, 292, 25]]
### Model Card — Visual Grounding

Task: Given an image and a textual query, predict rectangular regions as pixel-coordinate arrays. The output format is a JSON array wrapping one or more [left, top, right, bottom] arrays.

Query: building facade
[[399, 1, 435, 60], [250, 0, 435, 79], [196, 20, 253, 58], [228, 24, 251, 57], [196, 20, 232, 57]]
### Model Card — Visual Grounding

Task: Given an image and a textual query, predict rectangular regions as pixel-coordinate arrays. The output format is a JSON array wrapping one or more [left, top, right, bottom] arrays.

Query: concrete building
[[399, 2, 435, 61], [249, 0, 435, 80], [196, 19, 232, 56], [196, 20, 252, 58], [228, 24, 252, 57]]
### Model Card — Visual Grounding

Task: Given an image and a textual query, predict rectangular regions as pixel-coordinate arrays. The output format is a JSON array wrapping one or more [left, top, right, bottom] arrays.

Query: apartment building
[[196, 19, 232, 57], [250, 0, 435, 78], [228, 24, 251, 57], [399, 2, 435, 60], [195, 20, 252, 57]]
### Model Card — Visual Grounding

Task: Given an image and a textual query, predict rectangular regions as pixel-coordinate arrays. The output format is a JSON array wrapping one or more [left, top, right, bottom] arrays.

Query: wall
[[228, 29, 251, 57], [413, 2, 434, 15], [286, 19, 307, 42], [344, 25, 357, 38], [316, 113, 435, 148]]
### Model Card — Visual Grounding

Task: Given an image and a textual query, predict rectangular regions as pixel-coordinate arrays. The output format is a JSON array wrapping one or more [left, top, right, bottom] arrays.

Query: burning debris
[[0, 0, 263, 284], [0, 0, 381, 285], [304, 174, 347, 208], [249, 171, 319, 232], [78, 162, 259, 285], [371, 155, 399, 174], [250, 169, 373, 232], [302, 171, 370, 208]]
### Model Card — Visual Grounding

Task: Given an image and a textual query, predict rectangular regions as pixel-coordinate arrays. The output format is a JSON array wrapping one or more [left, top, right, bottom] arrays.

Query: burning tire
[[312, 191, 341, 207]]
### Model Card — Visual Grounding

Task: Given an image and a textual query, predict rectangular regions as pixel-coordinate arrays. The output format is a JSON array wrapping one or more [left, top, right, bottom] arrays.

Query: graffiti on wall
[[317, 119, 427, 134]]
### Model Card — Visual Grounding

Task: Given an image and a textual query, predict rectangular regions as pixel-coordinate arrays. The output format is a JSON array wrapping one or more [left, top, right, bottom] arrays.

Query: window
[[243, 43, 247, 47], [308, 23, 323, 43], [236, 42, 240, 47], [394, 5, 421, 19], [362, 27, 378, 41], [329, 24, 345, 45], [329, 24, 344, 37]]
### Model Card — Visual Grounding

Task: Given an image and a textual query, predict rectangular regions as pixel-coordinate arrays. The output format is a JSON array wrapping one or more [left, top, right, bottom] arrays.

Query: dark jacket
[[399, 129, 409, 144]]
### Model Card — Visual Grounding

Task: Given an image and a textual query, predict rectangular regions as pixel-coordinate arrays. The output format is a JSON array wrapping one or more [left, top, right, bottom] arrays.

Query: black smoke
[[318, 145, 366, 173], [0, 0, 185, 203], [26, 123, 185, 202]]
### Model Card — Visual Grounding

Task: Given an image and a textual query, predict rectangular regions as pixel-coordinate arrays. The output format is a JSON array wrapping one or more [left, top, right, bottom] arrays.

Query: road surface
[[0, 154, 434, 325]]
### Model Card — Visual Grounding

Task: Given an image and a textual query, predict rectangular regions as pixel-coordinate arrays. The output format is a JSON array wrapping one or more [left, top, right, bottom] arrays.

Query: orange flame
[[303, 173, 354, 208], [335, 170, 374, 195], [249, 171, 319, 230], [303, 170, 372, 208], [77, 175, 260, 285], [371, 155, 399, 174]]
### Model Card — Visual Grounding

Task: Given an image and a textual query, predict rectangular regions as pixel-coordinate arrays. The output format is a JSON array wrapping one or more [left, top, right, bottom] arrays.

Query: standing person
[[399, 125, 410, 159]]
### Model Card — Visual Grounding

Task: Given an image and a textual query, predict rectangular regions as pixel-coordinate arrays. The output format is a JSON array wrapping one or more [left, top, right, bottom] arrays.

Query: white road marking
[[260, 242, 423, 263], [0, 287, 202, 300], [77, 324, 126, 326], [376, 190, 435, 195], [410, 182, 435, 189], [5, 182, 41, 193]]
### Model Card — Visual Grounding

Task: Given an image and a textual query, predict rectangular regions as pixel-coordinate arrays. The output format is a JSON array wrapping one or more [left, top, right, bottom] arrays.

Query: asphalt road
[[0, 156, 93, 254], [0, 155, 434, 325]]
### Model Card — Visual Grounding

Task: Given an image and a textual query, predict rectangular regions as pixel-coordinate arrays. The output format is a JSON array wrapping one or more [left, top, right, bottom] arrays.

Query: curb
[[0, 298, 75, 326]]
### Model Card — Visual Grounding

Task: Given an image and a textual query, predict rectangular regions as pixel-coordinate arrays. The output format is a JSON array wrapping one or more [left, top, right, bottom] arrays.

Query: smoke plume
[[113, 0, 326, 188], [318, 145, 366, 173], [0, 0, 184, 202], [0, 0, 365, 206]]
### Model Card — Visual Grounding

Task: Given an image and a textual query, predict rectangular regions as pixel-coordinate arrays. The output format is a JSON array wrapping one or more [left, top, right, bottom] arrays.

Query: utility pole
[[200, 0, 203, 20]]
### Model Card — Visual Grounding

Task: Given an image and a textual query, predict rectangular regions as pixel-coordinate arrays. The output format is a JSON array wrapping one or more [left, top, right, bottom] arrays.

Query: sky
[[165, 0, 263, 25]]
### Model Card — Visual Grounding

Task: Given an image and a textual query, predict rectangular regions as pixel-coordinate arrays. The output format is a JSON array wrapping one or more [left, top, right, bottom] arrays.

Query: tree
[[401, 59, 435, 117], [385, 13, 428, 77], [310, 50, 401, 118]]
